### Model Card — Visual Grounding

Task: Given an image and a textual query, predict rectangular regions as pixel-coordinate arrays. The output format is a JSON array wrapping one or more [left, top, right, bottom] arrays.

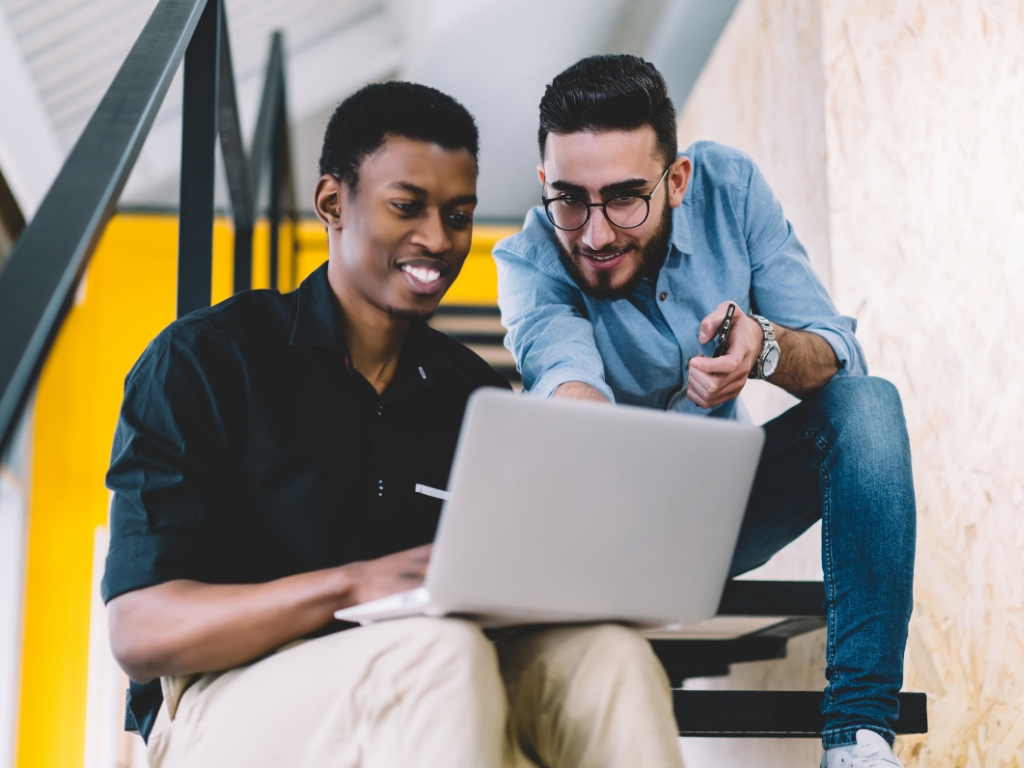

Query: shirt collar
[[289, 262, 464, 384], [668, 158, 695, 258], [290, 262, 348, 351]]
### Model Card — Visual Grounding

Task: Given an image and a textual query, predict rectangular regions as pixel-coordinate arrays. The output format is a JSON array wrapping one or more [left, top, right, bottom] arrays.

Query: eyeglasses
[[541, 166, 671, 232]]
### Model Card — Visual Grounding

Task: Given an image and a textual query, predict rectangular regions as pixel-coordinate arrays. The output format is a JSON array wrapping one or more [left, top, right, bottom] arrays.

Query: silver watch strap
[[750, 314, 775, 341], [748, 314, 775, 379]]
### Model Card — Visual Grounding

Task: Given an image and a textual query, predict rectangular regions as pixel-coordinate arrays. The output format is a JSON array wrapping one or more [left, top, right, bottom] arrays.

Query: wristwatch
[[748, 314, 781, 380]]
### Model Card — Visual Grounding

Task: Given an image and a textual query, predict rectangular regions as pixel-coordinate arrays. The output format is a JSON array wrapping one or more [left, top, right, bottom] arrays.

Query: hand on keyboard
[[342, 544, 432, 606]]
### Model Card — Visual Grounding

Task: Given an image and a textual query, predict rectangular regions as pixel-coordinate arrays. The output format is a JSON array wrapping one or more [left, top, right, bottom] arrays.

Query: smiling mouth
[[578, 246, 631, 269], [398, 262, 449, 296], [401, 264, 443, 283], [586, 250, 624, 262]]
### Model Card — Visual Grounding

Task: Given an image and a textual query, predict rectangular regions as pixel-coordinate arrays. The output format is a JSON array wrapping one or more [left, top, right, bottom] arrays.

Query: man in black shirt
[[103, 82, 685, 768]]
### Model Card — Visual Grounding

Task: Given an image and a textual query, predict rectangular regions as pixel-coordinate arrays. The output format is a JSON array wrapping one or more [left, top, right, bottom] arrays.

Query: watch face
[[763, 346, 781, 378]]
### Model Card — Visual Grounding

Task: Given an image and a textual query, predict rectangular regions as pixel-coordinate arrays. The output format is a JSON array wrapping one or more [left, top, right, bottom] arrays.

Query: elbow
[[109, 632, 160, 683], [108, 595, 172, 683]]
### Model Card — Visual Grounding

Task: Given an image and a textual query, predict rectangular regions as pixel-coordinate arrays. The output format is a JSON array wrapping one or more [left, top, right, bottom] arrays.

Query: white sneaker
[[820, 730, 904, 768]]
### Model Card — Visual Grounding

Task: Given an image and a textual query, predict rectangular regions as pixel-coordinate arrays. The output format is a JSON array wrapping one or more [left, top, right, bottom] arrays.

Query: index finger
[[699, 301, 737, 344]]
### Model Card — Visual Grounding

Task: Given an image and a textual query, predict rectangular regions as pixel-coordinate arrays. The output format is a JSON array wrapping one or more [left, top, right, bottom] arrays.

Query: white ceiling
[[0, 0, 739, 221]]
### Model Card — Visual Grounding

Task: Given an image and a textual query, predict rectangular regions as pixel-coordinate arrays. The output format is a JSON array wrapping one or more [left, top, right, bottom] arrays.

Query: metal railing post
[[268, 105, 285, 292], [215, 6, 254, 295], [177, 0, 220, 318]]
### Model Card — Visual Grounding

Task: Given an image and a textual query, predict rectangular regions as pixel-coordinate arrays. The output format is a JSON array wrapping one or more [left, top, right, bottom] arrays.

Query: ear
[[667, 155, 692, 208], [537, 164, 546, 186], [314, 174, 344, 230]]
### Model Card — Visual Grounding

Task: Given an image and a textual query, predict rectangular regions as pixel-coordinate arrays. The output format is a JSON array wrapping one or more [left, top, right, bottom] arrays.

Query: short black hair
[[319, 81, 478, 191], [538, 55, 677, 166]]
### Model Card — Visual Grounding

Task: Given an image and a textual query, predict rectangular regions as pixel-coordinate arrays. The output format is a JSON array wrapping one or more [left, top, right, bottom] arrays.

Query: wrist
[[323, 564, 360, 611], [747, 314, 781, 380], [554, 381, 610, 403], [744, 315, 763, 369]]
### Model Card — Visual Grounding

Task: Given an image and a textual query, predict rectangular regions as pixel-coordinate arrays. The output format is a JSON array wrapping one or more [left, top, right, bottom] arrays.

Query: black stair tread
[[652, 581, 828, 684], [717, 580, 825, 617], [674, 691, 927, 737]]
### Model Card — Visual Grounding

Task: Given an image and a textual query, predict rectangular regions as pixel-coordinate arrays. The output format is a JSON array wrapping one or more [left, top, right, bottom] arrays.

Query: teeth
[[588, 250, 624, 262], [402, 265, 442, 284]]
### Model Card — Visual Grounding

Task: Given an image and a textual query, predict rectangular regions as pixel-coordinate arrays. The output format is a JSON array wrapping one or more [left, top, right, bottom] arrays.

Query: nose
[[413, 209, 453, 255], [580, 207, 617, 251]]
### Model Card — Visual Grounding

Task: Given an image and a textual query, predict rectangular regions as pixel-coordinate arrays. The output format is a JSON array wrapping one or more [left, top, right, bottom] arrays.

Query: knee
[[815, 378, 916, 523], [816, 377, 909, 453], [405, 617, 496, 671], [820, 376, 903, 422], [570, 624, 665, 682]]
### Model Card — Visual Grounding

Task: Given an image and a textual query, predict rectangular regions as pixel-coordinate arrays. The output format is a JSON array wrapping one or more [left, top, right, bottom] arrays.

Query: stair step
[[674, 690, 927, 737]]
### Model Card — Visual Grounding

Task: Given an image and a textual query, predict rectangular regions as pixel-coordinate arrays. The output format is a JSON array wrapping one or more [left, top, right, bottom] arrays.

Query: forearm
[[770, 325, 840, 395], [553, 380, 611, 403], [108, 567, 351, 682]]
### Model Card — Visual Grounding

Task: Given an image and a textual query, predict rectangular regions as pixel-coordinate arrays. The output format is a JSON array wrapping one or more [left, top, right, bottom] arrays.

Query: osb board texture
[[678, 1, 1024, 767], [677, 0, 832, 290], [821, 2, 1024, 767]]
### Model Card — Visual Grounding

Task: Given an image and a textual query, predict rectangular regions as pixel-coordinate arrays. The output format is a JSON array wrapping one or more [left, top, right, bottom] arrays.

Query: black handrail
[[0, 0, 294, 455], [248, 32, 296, 294]]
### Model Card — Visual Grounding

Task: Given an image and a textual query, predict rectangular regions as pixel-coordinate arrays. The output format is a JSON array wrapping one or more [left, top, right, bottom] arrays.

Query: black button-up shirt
[[102, 262, 510, 738]]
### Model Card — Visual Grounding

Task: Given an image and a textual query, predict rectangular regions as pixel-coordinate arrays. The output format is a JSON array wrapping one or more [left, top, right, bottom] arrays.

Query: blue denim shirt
[[494, 141, 867, 419]]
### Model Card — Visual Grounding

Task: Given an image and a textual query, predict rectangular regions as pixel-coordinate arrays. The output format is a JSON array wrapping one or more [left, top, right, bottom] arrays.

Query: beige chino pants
[[146, 618, 684, 768]]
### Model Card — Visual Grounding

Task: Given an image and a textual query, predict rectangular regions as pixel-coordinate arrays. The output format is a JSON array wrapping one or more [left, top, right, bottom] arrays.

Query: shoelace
[[831, 743, 900, 768]]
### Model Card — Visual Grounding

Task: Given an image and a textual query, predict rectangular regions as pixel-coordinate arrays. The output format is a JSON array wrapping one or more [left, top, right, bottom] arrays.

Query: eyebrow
[[547, 177, 652, 196], [388, 181, 477, 206]]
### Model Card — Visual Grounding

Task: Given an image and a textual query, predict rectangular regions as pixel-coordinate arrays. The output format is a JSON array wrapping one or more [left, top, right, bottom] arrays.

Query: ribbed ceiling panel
[[2, 0, 158, 148], [0, 0, 381, 151]]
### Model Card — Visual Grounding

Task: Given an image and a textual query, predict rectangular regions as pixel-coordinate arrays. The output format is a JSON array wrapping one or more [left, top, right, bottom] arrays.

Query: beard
[[555, 201, 673, 300]]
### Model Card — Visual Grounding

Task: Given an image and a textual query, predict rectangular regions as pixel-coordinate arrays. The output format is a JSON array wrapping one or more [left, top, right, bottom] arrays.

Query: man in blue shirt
[[495, 55, 916, 768]]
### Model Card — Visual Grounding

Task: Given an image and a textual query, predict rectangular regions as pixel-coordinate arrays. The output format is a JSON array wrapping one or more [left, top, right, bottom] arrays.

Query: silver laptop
[[335, 388, 764, 628]]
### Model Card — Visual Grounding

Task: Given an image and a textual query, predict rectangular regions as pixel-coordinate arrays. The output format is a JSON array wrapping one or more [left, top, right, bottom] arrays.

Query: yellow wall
[[16, 214, 511, 767]]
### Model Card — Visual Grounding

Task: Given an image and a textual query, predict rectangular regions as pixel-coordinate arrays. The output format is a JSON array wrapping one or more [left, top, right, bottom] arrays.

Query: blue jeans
[[728, 376, 916, 749]]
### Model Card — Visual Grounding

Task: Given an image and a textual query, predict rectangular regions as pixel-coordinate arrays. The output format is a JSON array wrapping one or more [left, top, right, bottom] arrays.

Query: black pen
[[711, 303, 736, 358]]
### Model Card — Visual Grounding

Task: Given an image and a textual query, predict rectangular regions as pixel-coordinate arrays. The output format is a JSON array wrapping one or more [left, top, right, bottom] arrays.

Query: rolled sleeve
[[495, 241, 614, 400], [743, 161, 868, 378], [102, 327, 237, 603]]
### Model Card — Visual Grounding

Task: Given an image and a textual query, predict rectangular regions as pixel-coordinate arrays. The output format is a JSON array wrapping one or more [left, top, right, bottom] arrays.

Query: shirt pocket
[[389, 480, 445, 550]]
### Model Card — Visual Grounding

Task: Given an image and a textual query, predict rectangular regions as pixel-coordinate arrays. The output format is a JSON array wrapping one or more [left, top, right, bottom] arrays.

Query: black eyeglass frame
[[541, 165, 672, 232]]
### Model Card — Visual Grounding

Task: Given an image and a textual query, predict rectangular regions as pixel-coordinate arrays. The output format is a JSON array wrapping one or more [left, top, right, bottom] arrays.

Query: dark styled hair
[[538, 55, 677, 166], [319, 81, 478, 191]]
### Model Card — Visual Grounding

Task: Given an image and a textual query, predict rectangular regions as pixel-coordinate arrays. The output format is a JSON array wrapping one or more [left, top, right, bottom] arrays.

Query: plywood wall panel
[[677, 1, 1024, 766], [821, 2, 1024, 766]]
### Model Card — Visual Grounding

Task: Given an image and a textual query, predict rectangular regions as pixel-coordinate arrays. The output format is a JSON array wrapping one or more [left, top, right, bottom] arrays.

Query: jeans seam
[[817, 433, 839, 729], [760, 428, 822, 463], [821, 725, 896, 749]]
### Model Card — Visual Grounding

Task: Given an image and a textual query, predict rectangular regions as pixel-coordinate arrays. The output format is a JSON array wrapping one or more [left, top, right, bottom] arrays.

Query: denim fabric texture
[[728, 376, 916, 748], [493, 141, 916, 747], [494, 141, 867, 418]]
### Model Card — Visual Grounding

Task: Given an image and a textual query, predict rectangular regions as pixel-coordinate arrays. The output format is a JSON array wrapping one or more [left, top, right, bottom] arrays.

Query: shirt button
[[659, 291, 667, 301], [377, 406, 382, 416]]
